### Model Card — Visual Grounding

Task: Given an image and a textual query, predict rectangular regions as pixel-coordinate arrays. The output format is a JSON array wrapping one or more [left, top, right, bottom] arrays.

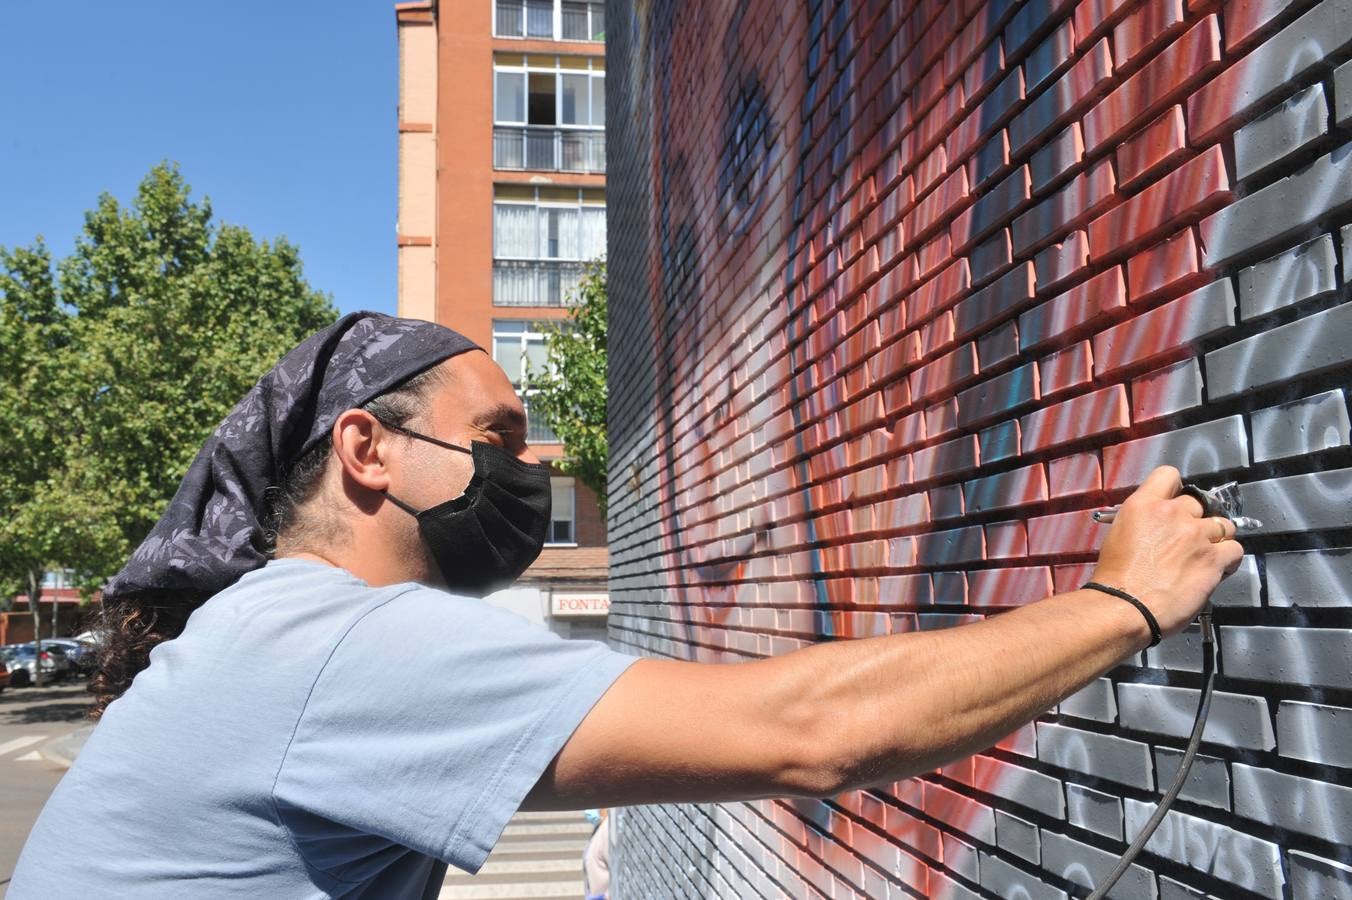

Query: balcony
[[494, 259, 587, 307], [493, 127, 605, 174], [495, 1, 604, 42], [526, 407, 559, 444]]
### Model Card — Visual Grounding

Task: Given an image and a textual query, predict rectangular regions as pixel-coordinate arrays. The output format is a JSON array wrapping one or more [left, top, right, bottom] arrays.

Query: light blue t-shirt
[[11, 558, 636, 898]]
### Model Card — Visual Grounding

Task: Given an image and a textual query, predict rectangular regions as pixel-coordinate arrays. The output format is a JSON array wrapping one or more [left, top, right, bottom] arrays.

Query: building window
[[492, 319, 559, 443], [548, 477, 576, 544], [493, 56, 605, 173], [494, 0, 604, 41], [493, 186, 605, 307], [40, 570, 76, 590]]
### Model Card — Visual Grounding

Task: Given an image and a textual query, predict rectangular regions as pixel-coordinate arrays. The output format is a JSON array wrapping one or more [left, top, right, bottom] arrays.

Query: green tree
[[0, 241, 72, 682], [526, 261, 608, 515], [0, 164, 337, 656]]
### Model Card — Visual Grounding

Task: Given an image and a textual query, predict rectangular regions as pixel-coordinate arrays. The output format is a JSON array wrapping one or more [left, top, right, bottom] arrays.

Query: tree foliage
[[0, 163, 337, 606], [526, 261, 608, 515]]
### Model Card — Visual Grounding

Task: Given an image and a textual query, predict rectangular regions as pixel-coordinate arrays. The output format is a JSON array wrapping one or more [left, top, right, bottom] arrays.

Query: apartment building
[[394, 0, 608, 640]]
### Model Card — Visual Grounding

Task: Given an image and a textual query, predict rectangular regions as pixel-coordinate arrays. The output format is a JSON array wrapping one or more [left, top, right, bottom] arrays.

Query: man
[[12, 313, 1241, 897]]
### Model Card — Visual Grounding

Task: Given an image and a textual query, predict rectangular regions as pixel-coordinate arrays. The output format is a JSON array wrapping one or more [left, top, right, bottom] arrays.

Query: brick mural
[[606, 0, 1352, 896]]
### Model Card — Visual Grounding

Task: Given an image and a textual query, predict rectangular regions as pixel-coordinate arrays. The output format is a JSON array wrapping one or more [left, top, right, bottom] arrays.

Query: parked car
[[0, 643, 72, 687], [0, 658, 9, 692], [41, 638, 97, 677]]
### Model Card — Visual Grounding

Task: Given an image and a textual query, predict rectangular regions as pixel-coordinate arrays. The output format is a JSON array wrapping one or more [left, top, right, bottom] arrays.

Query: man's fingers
[[1200, 516, 1235, 543], [1219, 540, 1245, 576], [1135, 466, 1183, 501]]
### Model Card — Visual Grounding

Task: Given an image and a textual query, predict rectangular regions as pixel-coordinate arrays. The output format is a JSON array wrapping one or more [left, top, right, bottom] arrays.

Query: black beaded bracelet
[[1082, 581, 1162, 647]]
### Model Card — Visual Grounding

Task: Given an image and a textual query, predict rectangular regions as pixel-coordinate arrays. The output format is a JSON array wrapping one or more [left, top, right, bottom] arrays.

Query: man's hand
[[1090, 465, 1245, 636]]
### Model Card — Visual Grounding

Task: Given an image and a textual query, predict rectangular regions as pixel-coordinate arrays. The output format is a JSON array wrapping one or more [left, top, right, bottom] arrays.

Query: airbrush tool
[[1082, 480, 1259, 900], [1091, 480, 1263, 531]]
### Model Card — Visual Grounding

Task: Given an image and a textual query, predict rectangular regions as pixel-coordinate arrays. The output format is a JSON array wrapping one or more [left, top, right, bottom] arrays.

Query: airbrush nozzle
[[1091, 481, 1263, 531]]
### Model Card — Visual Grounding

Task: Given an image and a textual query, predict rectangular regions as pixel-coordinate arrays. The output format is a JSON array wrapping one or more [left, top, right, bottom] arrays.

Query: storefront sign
[[551, 593, 610, 617]]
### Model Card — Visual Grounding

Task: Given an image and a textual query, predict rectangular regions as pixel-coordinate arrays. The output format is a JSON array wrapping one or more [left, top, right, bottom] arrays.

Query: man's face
[[365, 350, 540, 588], [390, 350, 540, 511]]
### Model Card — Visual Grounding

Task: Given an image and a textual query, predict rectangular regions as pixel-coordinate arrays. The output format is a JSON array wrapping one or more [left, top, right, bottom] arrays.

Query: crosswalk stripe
[[0, 735, 46, 757], [15, 750, 43, 762]]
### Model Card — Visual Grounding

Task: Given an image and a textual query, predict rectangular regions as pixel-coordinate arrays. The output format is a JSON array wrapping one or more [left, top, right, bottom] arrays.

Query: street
[[0, 683, 89, 898]]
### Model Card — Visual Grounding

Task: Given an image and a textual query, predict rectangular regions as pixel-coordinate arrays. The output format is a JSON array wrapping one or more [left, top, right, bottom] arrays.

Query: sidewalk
[[437, 811, 593, 899]]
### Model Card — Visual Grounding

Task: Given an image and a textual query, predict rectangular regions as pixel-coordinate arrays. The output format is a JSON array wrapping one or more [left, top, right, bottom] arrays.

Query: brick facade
[[607, 0, 1352, 896]]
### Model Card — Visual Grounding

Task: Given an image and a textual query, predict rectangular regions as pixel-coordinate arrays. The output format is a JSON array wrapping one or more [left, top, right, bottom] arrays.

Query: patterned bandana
[[103, 311, 480, 604]]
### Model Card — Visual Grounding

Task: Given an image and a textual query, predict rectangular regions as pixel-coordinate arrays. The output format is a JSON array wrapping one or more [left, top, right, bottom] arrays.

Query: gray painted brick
[[1154, 747, 1232, 811], [1101, 416, 1248, 490], [1118, 682, 1275, 751], [1000, 722, 1039, 758], [979, 419, 1022, 465], [979, 851, 1067, 900], [970, 230, 1013, 283], [971, 129, 1010, 190], [1025, 21, 1074, 92], [1207, 302, 1352, 400], [934, 571, 969, 605], [944, 833, 981, 884], [1277, 700, 1352, 767], [1345, 223, 1352, 277], [1148, 624, 1204, 672], [1337, 60, 1352, 128], [930, 484, 966, 520], [1131, 358, 1203, 421], [1060, 677, 1117, 723], [1201, 145, 1352, 268], [1004, 0, 1067, 61], [964, 463, 1048, 513], [1211, 555, 1261, 608], [1030, 122, 1081, 191], [1158, 876, 1218, 900], [1066, 783, 1124, 841], [1237, 234, 1337, 320], [1221, 625, 1352, 689], [1034, 230, 1089, 290], [956, 362, 1039, 428], [1252, 389, 1351, 461], [1233, 764, 1352, 844], [919, 605, 984, 627], [978, 319, 1020, 369], [925, 781, 997, 845], [916, 525, 986, 565], [1124, 800, 1285, 899], [1290, 850, 1352, 900], [975, 755, 1067, 818], [1037, 723, 1153, 789], [994, 810, 1040, 863], [930, 872, 982, 900], [1235, 83, 1329, 180], [1238, 468, 1352, 536], [1040, 830, 1157, 900], [1268, 547, 1352, 608]]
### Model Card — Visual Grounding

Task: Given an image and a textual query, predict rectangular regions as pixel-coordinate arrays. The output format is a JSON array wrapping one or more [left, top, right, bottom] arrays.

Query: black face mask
[[380, 422, 552, 596]]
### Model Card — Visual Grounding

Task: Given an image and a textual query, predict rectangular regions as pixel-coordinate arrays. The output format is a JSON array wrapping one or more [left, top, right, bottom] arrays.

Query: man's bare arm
[[523, 466, 1242, 810]]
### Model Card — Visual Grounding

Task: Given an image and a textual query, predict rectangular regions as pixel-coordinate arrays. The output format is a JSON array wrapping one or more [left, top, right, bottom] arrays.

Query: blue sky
[[0, 2, 398, 316]]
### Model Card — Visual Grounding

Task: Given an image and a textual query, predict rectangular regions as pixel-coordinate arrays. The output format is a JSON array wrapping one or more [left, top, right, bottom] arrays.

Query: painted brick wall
[[606, 0, 1352, 896]]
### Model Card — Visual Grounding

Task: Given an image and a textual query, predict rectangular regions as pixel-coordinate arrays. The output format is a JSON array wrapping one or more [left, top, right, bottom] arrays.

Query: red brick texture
[[606, 0, 1352, 896]]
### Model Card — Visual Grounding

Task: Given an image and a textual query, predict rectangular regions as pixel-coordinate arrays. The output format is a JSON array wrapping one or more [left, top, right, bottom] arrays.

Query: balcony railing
[[495, 1, 603, 41], [494, 259, 587, 307], [526, 409, 559, 444], [493, 127, 605, 174]]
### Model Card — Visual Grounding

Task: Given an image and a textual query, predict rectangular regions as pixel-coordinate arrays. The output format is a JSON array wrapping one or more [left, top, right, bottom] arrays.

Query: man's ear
[[330, 409, 394, 492]]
